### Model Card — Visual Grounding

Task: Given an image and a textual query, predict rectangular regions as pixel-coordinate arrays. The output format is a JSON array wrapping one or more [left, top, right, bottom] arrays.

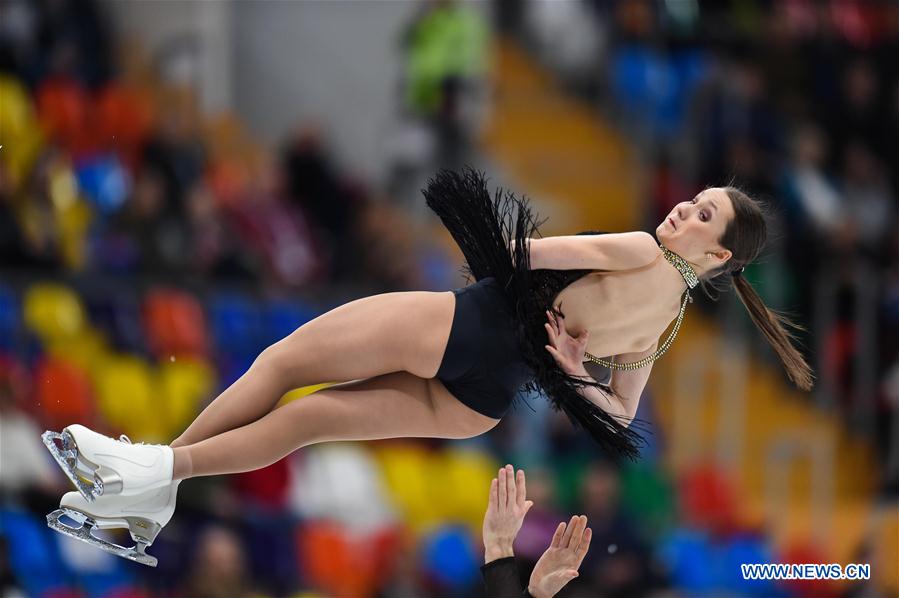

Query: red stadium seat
[[231, 458, 291, 510], [678, 461, 739, 538], [777, 539, 837, 598]]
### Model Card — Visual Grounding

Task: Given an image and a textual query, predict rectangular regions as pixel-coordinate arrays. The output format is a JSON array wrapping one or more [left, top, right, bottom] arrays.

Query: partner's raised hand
[[482, 464, 534, 563], [527, 515, 592, 598]]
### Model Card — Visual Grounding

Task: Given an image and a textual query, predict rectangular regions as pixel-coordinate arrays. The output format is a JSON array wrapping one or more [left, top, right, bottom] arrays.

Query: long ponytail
[[709, 187, 816, 392], [731, 273, 815, 391]]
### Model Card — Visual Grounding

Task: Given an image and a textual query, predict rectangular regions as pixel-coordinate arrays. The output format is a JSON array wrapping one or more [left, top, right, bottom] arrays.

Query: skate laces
[[118, 434, 153, 447]]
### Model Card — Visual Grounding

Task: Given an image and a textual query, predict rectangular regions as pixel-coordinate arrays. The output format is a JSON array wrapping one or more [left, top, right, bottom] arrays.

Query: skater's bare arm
[[568, 340, 658, 422], [511, 231, 659, 271], [544, 311, 653, 425], [603, 340, 657, 421], [568, 371, 631, 422]]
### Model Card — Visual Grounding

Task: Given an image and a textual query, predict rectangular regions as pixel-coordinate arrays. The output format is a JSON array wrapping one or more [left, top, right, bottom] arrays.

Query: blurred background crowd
[[0, 0, 897, 597]]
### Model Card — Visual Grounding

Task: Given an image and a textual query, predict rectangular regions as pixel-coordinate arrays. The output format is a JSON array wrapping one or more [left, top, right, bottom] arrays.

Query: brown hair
[[698, 187, 815, 391]]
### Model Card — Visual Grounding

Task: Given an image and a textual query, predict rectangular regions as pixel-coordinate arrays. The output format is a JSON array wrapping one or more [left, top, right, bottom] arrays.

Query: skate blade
[[47, 508, 158, 567], [42, 430, 100, 502]]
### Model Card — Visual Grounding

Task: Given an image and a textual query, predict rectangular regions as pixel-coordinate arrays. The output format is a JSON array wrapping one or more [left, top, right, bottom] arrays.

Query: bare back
[[552, 249, 688, 357]]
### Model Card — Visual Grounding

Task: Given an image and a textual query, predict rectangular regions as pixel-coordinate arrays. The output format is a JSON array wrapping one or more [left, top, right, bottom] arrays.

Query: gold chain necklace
[[583, 244, 698, 371]]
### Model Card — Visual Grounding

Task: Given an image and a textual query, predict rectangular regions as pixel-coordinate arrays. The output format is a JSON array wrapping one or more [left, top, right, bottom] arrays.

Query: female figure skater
[[42, 166, 814, 565]]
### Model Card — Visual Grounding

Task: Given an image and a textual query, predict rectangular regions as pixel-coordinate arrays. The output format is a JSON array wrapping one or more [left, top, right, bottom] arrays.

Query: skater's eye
[[691, 198, 709, 222]]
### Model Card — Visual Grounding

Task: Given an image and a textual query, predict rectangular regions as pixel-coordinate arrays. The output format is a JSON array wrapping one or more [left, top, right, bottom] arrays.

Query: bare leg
[[170, 290, 456, 449], [172, 371, 499, 479]]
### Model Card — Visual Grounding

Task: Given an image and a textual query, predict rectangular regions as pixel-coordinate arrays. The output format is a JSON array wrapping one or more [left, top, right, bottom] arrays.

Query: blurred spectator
[[840, 141, 895, 259], [184, 181, 257, 281], [0, 0, 111, 89], [141, 106, 205, 218], [0, 536, 26, 598], [282, 124, 364, 282], [98, 166, 189, 276], [576, 461, 662, 597], [828, 58, 882, 165], [354, 200, 428, 291], [0, 357, 60, 514], [0, 162, 51, 270], [181, 524, 257, 598], [399, 0, 489, 170], [228, 152, 327, 289], [514, 467, 564, 564], [695, 56, 781, 191]]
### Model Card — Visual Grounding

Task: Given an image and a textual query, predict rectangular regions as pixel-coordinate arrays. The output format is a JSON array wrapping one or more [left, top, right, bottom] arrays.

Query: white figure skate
[[42, 424, 174, 502], [47, 480, 181, 567]]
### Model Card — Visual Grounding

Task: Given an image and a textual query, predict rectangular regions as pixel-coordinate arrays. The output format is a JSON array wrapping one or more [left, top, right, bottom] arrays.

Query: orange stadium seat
[[95, 82, 155, 168], [35, 76, 94, 157], [297, 522, 394, 598], [142, 288, 209, 360], [31, 356, 95, 430]]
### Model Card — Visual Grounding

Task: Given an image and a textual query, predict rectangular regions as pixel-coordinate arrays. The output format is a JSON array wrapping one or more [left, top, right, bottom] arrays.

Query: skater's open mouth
[[667, 217, 676, 230]]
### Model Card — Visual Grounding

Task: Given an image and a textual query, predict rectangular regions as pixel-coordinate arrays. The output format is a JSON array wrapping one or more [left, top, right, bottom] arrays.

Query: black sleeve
[[480, 556, 534, 598]]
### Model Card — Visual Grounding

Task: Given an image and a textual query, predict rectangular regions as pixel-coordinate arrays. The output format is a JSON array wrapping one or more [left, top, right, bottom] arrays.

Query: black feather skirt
[[422, 165, 649, 461]]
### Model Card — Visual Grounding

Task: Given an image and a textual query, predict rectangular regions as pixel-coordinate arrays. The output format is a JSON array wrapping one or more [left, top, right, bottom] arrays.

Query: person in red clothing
[[481, 465, 592, 598]]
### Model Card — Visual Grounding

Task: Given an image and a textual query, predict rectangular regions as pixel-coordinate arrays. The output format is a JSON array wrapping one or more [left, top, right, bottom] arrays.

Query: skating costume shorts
[[435, 276, 533, 420]]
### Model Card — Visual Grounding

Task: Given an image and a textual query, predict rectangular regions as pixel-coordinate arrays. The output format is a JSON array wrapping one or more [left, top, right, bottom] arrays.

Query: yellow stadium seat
[[429, 448, 496, 534], [44, 327, 110, 376], [0, 76, 44, 189], [92, 353, 166, 442], [23, 283, 87, 342], [371, 444, 440, 535], [157, 357, 215, 440]]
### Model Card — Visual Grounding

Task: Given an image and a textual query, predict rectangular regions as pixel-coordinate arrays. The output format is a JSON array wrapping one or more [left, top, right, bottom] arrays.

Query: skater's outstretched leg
[[170, 290, 457, 449], [172, 370, 498, 479]]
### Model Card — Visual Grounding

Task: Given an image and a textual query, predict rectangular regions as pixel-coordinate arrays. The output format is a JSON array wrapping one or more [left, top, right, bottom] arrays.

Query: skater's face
[[655, 187, 734, 277]]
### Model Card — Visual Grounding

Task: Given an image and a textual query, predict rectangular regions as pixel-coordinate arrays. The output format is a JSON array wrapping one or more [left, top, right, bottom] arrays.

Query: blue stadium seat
[[0, 507, 71, 596], [0, 284, 19, 352], [208, 292, 263, 359], [263, 299, 318, 346]]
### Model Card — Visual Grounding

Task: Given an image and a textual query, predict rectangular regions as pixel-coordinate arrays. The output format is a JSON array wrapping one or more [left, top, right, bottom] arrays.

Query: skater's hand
[[528, 515, 592, 598], [482, 464, 533, 563], [544, 309, 589, 376]]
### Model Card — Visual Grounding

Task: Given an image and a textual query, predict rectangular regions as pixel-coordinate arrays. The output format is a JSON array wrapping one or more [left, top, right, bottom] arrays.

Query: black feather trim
[[422, 166, 651, 461]]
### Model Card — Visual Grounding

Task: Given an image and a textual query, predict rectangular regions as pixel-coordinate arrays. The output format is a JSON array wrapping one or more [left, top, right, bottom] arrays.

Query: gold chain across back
[[583, 244, 698, 371]]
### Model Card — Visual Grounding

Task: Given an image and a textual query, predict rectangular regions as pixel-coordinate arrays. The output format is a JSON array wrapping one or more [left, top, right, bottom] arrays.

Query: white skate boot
[[42, 424, 174, 502], [47, 480, 181, 567]]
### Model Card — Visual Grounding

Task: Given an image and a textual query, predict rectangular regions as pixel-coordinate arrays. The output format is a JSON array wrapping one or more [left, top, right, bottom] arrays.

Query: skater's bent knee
[[254, 343, 300, 388]]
